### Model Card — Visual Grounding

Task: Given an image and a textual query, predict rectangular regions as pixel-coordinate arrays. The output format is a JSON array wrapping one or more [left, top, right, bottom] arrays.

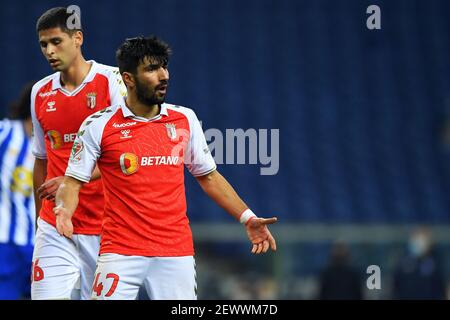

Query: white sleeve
[[185, 110, 216, 176], [30, 85, 47, 159], [108, 67, 127, 106], [65, 116, 102, 183]]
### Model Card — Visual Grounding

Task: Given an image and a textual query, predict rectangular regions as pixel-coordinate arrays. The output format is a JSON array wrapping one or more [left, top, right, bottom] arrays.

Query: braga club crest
[[165, 123, 177, 141], [86, 92, 97, 109]]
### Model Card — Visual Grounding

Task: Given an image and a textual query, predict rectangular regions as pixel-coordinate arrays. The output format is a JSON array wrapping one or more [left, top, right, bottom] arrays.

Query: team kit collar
[[120, 103, 169, 122], [51, 60, 99, 91]]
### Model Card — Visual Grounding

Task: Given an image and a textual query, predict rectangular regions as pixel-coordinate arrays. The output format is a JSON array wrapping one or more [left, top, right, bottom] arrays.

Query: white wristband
[[239, 209, 257, 225]]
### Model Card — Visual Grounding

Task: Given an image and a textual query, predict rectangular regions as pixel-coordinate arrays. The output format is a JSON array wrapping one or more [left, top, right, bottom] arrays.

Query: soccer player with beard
[[53, 36, 277, 299]]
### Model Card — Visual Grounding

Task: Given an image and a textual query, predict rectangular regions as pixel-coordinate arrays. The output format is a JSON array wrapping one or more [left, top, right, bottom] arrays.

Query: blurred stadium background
[[2, 0, 450, 299]]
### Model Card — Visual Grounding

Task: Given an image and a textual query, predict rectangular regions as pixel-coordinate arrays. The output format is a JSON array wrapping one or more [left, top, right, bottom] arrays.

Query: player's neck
[[60, 56, 91, 92], [125, 95, 160, 119]]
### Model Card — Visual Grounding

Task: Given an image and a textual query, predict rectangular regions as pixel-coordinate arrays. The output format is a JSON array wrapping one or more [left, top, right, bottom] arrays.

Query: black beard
[[135, 78, 165, 106]]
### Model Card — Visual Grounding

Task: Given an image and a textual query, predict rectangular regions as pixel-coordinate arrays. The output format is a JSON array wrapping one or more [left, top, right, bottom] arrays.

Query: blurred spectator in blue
[[392, 227, 446, 300], [0, 83, 35, 299], [318, 241, 363, 300]]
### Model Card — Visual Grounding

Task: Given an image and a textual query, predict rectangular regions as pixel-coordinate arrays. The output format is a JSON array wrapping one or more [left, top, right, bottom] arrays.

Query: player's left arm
[[52, 111, 103, 237], [53, 176, 83, 238], [196, 170, 277, 254], [186, 109, 277, 254]]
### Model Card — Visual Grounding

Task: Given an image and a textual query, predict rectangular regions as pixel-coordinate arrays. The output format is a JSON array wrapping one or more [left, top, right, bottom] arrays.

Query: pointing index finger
[[261, 217, 278, 225]]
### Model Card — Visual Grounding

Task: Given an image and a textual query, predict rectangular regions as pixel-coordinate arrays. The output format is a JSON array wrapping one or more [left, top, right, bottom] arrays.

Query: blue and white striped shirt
[[0, 119, 35, 246]]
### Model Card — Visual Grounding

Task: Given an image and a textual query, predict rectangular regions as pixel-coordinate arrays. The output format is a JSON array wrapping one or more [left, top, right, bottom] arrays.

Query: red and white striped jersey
[[31, 60, 126, 235], [65, 103, 216, 256]]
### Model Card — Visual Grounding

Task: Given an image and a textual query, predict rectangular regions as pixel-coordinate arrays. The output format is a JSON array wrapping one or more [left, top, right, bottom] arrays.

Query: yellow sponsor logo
[[119, 153, 139, 175], [47, 130, 63, 149]]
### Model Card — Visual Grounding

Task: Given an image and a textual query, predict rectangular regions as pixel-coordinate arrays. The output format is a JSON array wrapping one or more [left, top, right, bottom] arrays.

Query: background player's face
[[38, 27, 82, 71], [134, 56, 169, 106]]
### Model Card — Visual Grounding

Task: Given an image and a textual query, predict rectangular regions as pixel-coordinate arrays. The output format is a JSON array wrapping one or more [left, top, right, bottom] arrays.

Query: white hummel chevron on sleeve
[[65, 107, 116, 182], [30, 79, 50, 159]]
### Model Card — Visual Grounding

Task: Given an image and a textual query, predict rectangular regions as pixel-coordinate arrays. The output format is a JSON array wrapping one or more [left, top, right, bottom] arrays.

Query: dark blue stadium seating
[[2, 0, 450, 223]]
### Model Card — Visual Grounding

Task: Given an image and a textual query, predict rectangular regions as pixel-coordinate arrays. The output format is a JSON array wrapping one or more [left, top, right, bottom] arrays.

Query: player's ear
[[73, 30, 83, 48], [122, 72, 135, 88]]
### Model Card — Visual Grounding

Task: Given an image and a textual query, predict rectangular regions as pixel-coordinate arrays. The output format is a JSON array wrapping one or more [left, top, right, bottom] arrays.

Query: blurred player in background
[[54, 36, 277, 300], [318, 241, 363, 300], [30, 7, 125, 299], [0, 83, 35, 300], [392, 228, 446, 299]]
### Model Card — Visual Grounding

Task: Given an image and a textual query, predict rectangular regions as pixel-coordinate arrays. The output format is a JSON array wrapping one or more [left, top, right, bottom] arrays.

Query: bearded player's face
[[134, 56, 169, 106], [38, 27, 82, 71]]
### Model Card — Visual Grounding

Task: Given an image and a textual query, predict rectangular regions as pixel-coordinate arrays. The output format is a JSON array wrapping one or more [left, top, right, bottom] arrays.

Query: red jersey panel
[[65, 104, 216, 256]]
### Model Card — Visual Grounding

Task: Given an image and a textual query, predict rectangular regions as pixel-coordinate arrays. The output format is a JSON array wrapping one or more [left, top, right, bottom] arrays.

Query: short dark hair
[[115, 36, 171, 75], [9, 82, 34, 120], [36, 7, 82, 35]]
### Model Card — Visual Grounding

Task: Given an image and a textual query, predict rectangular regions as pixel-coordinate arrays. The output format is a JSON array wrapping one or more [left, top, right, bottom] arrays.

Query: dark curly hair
[[115, 35, 171, 75]]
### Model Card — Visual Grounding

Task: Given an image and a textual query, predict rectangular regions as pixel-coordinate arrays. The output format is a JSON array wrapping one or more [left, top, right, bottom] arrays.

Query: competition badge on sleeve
[[70, 140, 84, 164]]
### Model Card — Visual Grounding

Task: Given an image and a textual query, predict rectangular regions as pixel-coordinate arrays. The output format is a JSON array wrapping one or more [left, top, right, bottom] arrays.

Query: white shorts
[[31, 218, 100, 300], [91, 253, 197, 300]]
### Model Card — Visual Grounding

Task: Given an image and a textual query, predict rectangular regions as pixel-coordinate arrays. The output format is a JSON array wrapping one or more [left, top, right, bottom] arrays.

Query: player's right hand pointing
[[53, 206, 74, 239]]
